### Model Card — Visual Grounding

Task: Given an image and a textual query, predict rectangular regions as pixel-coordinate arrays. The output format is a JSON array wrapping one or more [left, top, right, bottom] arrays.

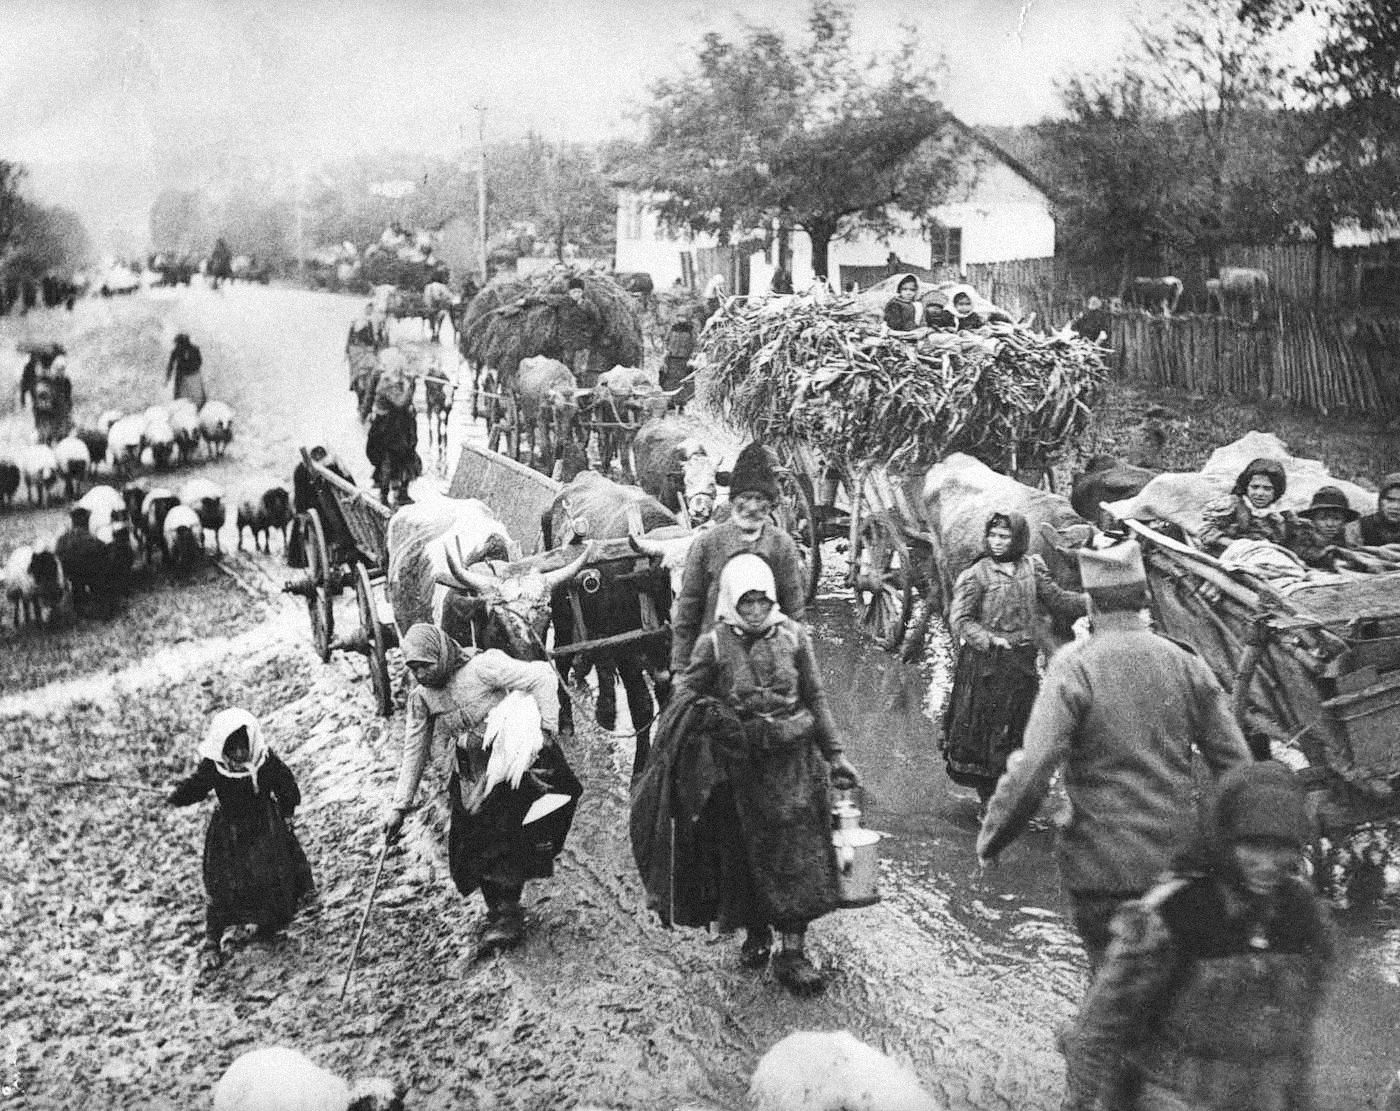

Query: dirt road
[[1, 287, 1396, 1109]]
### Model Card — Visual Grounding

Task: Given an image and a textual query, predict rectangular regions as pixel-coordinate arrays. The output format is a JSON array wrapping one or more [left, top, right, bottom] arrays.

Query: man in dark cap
[[670, 441, 806, 673], [556, 277, 602, 382], [55, 505, 113, 617], [1064, 761, 1335, 1111], [978, 540, 1252, 972]]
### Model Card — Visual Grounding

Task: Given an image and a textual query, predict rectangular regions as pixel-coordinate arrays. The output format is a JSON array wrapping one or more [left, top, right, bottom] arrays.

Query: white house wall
[[614, 190, 722, 285]]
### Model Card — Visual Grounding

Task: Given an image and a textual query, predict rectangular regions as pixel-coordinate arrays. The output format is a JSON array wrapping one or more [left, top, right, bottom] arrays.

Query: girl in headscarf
[[1355, 473, 1400, 548], [667, 553, 860, 995], [167, 708, 313, 968], [379, 624, 581, 954], [1197, 458, 1303, 555], [942, 511, 1086, 808], [882, 273, 926, 334]]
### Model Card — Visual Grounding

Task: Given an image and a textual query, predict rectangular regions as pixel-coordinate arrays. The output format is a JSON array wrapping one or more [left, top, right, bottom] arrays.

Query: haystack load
[[458, 269, 644, 382], [701, 292, 1108, 473]]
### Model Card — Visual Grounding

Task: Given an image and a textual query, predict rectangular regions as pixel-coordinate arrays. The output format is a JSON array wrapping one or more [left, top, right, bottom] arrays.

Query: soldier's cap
[[1077, 539, 1146, 592]]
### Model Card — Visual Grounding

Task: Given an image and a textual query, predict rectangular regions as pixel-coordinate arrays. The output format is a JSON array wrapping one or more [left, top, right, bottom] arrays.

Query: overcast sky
[[0, 0, 1309, 252]]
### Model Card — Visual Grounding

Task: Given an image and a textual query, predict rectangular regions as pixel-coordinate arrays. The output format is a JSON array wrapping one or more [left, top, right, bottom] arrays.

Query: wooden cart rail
[[301, 447, 393, 568], [448, 441, 561, 555], [1122, 517, 1400, 832]]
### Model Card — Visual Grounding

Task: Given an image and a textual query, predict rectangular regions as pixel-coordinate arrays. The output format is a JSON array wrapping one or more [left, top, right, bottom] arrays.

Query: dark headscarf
[[1378, 473, 1400, 501], [1230, 457, 1287, 503], [401, 623, 466, 689], [984, 510, 1030, 563]]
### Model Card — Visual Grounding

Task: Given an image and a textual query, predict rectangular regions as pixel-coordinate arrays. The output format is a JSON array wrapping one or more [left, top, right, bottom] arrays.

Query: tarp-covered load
[[700, 292, 1106, 472]]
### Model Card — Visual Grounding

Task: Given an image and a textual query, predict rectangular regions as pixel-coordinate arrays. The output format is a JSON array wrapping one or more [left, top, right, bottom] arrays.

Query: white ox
[[1206, 266, 1270, 323]]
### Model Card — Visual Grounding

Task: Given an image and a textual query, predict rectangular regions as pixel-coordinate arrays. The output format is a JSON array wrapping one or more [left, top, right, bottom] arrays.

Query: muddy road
[[1, 286, 1397, 1109]]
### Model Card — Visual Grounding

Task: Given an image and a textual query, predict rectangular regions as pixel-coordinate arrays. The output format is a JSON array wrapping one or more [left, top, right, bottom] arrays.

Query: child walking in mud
[[167, 708, 314, 968]]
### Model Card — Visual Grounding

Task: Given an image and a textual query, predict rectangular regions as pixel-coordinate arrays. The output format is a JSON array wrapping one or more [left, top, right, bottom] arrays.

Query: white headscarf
[[198, 707, 269, 791], [713, 553, 785, 634], [946, 284, 978, 317]]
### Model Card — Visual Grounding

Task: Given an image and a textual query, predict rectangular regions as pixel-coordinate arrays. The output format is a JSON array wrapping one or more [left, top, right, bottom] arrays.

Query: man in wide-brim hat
[[1296, 486, 1360, 566]]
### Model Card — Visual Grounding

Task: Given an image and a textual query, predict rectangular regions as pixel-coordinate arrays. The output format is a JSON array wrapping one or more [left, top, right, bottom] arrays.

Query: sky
[[0, 0, 1314, 253]]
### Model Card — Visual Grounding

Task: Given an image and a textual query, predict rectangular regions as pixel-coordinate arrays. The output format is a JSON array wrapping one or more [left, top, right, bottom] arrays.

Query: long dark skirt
[[447, 742, 582, 899], [700, 728, 840, 931], [942, 642, 1039, 797], [174, 371, 207, 409], [203, 799, 313, 933]]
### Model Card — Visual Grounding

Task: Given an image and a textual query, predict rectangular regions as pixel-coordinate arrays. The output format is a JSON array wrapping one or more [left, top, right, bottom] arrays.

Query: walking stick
[[339, 838, 392, 1002]]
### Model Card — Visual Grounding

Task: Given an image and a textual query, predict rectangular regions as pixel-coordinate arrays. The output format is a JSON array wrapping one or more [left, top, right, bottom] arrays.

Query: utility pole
[[474, 103, 488, 280]]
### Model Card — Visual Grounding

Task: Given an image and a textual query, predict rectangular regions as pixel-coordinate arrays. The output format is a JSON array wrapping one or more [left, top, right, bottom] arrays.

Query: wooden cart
[[1120, 517, 1400, 838], [283, 447, 400, 716]]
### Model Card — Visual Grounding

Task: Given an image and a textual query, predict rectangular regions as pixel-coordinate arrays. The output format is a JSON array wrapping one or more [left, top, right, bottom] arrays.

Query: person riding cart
[[364, 348, 421, 507]]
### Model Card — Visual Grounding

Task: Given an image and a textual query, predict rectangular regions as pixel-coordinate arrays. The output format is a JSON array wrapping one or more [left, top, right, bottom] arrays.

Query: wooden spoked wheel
[[354, 562, 393, 718], [304, 509, 334, 663], [775, 468, 821, 604], [852, 513, 914, 651]]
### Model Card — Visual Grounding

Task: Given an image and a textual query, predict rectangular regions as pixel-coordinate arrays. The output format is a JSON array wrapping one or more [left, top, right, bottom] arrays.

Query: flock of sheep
[[0, 398, 236, 510]]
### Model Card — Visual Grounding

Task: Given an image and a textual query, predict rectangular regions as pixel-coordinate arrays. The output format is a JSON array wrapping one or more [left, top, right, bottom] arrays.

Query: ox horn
[[543, 540, 596, 590], [629, 532, 663, 558], [440, 537, 501, 595]]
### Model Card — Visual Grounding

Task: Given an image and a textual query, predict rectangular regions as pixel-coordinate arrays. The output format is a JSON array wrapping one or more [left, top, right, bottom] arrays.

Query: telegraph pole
[[474, 104, 488, 279]]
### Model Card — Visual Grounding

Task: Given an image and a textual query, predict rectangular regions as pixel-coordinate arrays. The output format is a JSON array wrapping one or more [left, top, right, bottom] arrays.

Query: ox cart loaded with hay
[[284, 444, 676, 723], [702, 292, 1108, 650]]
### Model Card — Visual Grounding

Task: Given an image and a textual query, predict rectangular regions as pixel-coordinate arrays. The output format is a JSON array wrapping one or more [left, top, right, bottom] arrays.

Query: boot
[[480, 903, 525, 954]]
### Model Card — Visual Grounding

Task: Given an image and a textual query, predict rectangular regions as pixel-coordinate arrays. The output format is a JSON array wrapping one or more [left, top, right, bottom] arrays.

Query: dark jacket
[[1065, 872, 1335, 1110], [168, 753, 300, 823], [557, 297, 602, 349], [167, 341, 202, 381], [979, 611, 1251, 892], [883, 297, 923, 331]]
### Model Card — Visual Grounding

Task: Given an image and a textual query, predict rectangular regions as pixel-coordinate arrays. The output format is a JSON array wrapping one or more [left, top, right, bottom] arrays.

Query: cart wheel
[[354, 562, 393, 717], [852, 513, 914, 652], [304, 510, 334, 663], [775, 469, 821, 604]]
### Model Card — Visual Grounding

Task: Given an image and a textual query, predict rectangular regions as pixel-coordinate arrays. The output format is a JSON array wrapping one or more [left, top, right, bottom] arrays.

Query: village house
[[613, 118, 1056, 295]]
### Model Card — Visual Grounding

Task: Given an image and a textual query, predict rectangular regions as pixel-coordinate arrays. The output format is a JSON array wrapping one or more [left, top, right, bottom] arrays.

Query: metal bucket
[[832, 794, 881, 908]]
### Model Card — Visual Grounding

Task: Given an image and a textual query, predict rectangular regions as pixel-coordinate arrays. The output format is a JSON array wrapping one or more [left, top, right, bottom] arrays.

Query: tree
[[487, 136, 616, 259], [1239, 0, 1400, 226], [1038, 72, 1191, 278], [150, 189, 214, 256], [1135, 0, 1294, 260], [627, 0, 961, 280], [0, 161, 27, 260]]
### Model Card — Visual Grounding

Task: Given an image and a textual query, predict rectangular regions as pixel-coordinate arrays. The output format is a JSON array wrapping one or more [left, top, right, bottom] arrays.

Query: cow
[[385, 497, 592, 735], [584, 366, 667, 481], [1124, 276, 1184, 315], [422, 281, 456, 342], [912, 453, 1096, 657], [632, 416, 719, 527], [1207, 266, 1270, 324], [424, 371, 454, 454], [515, 356, 580, 474], [541, 470, 680, 776]]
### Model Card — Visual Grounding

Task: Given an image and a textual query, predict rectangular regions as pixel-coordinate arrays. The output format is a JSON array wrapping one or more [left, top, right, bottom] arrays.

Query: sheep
[[73, 425, 108, 474], [211, 1045, 402, 1111], [180, 477, 226, 553], [237, 486, 293, 552], [748, 1031, 943, 1111], [142, 410, 177, 470], [162, 504, 204, 571], [18, 444, 60, 507], [78, 484, 131, 540], [54, 436, 91, 500], [199, 400, 235, 459], [168, 399, 201, 464], [0, 456, 18, 509], [96, 408, 125, 434], [4, 544, 68, 627], [105, 414, 146, 478], [142, 487, 180, 562]]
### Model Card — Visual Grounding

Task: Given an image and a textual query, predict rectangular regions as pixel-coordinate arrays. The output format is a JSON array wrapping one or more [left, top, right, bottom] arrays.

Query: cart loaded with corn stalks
[[701, 293, 1108, 650], [456, 269, 645, 457]]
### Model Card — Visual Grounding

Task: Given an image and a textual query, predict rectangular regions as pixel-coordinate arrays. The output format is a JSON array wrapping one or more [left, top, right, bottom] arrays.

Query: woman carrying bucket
[[633, 553, 860, 996]]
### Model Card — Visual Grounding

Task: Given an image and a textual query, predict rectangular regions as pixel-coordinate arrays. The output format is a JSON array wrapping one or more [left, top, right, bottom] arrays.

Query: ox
[[541, 470, 680, 776], [583, 366, 668, 481], [1124, 276, 1184, 315], [1207, 266, 1270, 324], [1070, 422, 1166, 530], [516, 356, 580, 474], [386, 497, 591, 734], [913, 453, 1095, 656], [632, 416, 718, 526], [422, 281, 456, 342]]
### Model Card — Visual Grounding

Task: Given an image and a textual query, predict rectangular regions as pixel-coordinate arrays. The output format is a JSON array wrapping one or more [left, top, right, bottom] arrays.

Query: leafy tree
[[487, 136, 615, 259], [1239, 0, 1400, 226], [627, 0, 961, 279], [0, 160, 27, 260], [1037, 72, 1191, 278]]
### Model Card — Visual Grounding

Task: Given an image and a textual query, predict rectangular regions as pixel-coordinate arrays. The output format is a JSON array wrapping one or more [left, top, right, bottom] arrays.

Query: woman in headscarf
[[1197, 458, 1305, 556], [165, 333, 206, 408], [882, 273, 926, 334], [1354, 472, 1400, 549], [365, 347, 421, 506], [1064, 761, 1335, 1111], [942, 511, 1086, 808], [379, 624, 581, 953], [167, 708, 313, 968], [661, 554, 860, 995]]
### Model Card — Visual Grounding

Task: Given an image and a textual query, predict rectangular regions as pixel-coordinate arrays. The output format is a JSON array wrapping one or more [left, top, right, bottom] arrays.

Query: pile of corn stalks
[[701, 294, 1108, 472]]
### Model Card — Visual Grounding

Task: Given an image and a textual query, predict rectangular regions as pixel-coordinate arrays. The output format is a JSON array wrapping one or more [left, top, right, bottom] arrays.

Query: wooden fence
[[1109, 308, 1400, 416]]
